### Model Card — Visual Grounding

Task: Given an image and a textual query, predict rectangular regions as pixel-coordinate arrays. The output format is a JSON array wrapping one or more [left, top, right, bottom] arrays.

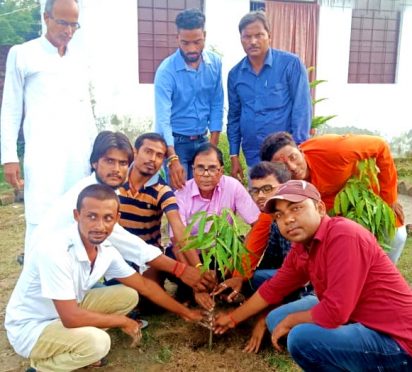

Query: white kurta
[[0, 36, 97, 224], [29, 173, 162, 269], [5, 225, 135, 358]]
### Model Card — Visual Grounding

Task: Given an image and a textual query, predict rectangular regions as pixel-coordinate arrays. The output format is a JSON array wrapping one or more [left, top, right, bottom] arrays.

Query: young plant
[[180, 208, 251, 349], [308, 66, 337, 130], [331, 158, 396, 251]]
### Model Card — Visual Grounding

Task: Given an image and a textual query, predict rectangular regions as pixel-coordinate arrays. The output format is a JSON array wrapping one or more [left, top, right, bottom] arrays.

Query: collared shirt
[[227, 48, 311, 166], [174, 175, 259, 235], [300, 134, 401, 226], [5, 224, 135, 358], [29, 173, 162, 271], [154, 49, 224, 146], [0, 36, 96, 224], [259, 216, 412, 357], [118, 172, 178, 247]]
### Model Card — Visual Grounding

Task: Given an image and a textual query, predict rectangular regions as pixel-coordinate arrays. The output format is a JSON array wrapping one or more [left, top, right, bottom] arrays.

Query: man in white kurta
[[0, 0, 96, 253]]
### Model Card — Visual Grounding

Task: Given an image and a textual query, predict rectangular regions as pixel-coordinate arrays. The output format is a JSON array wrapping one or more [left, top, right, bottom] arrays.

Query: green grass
[[0, 165, 13, 194]]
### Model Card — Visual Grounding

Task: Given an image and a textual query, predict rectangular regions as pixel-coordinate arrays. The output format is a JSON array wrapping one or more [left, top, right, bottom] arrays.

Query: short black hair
[[90, 131, 134, 169], [193, 143, 224, 166], [76, 184, 119, 211], [134, 132, 167, 153], [249, 161, 291, 183], [175, 8, 205, 31], [260, 132, 297, 162], [238, 10, 270, 34]]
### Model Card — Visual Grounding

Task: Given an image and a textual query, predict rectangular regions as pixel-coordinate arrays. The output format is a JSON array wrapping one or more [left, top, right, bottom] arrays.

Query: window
[[348, 1, 400, 84], [138, 0, 204, 84], [250, 1, 265, 11]]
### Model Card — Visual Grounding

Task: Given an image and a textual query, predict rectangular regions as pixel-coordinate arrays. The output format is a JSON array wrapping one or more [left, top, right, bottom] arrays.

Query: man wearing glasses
[[1, 0, 96, 259], [174, 143, 259, 246]]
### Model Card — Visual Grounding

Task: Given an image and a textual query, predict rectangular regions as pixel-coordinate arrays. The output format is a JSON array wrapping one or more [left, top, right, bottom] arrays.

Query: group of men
[[1, 0, 411, 371]]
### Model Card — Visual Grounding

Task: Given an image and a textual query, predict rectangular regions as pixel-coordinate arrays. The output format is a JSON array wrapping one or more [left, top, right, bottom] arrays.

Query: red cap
[[264, 180, 321, 213]]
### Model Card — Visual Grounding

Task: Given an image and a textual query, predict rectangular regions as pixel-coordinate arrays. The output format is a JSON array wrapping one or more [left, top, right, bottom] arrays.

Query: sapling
[[180, 208, 251, 349]]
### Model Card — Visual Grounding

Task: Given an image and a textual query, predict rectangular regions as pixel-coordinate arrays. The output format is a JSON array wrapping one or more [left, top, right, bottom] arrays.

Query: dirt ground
[[0, 195, 411, 372]]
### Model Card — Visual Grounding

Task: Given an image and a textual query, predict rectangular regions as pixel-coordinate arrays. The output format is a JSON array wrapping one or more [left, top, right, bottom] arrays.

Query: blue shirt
[[227, 48, 312, 166], [154, 49, 224, 146]]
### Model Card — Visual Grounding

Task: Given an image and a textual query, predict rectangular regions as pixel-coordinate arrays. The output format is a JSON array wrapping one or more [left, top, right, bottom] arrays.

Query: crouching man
[[215, 180, 412, 370], [5, 184, 202, 371]]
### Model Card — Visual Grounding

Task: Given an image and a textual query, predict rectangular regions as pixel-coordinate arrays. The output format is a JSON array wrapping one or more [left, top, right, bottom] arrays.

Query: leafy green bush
[[331, 159, 396, 250]]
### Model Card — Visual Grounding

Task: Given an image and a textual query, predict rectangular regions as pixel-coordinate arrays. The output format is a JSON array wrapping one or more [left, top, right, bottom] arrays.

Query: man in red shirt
[[260, 132, 406, 263], [215, 180, 412, 370]]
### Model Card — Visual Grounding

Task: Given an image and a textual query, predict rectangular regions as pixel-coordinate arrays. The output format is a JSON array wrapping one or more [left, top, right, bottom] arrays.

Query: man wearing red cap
[[214, 180, 412, 370]]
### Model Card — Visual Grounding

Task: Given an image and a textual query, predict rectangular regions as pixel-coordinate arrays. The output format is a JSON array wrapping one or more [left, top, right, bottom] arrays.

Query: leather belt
[[172, 132, 206, 140]]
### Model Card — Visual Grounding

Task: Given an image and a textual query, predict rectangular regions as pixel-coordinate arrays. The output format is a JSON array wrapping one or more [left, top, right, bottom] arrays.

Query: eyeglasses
[[249, 184, 278, 197], [193, 165, 221, 176], [49, 15, 81, 30]]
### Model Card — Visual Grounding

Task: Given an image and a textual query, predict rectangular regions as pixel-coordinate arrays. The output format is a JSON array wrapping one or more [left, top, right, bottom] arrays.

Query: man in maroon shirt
[[215, 180, 412, 370]]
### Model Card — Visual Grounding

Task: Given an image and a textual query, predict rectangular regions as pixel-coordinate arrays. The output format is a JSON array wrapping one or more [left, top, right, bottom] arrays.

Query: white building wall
[[316, 6, 412, 139]]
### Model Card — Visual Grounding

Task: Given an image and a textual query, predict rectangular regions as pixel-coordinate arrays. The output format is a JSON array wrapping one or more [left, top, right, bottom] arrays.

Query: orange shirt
[[233, 213, 272, 279], [300, 134, 400, 226]]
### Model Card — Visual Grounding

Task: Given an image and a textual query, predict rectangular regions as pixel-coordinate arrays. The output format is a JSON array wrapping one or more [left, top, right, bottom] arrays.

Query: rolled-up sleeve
[[108, 224, 162, 273]]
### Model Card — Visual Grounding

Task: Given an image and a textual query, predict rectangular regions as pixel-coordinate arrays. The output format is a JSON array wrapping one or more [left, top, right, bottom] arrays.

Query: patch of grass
[[0, 165, 13, 195], [154, 346, 172, 364]]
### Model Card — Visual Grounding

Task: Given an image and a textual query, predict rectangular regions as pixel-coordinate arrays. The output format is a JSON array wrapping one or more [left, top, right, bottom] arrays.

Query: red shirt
[[259, 216, 412, 356]]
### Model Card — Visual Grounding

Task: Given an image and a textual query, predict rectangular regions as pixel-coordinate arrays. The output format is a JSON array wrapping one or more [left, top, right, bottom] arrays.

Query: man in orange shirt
[[260, 132, 406, 263]]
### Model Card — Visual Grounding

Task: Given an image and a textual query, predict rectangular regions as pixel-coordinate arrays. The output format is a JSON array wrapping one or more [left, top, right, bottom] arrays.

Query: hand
[[198, 270, 217, 291], [271, 318, 292, 352], [169, 159, 186, 189], [212, 277, 243, 303], [194, 291, 214, 311], [214, 312, 236, 334], [230, 156, 244, 183], [180, 265, 204, 290], [3, 162, 24, 190], [392, 202, 405, 225], [121, 317, 142, 348], [181, 308, 204, 322], [243, 316, 267, 353]]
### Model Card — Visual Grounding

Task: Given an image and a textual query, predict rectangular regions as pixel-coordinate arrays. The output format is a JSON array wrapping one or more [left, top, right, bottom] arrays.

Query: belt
[[172, 132, 207, 140]]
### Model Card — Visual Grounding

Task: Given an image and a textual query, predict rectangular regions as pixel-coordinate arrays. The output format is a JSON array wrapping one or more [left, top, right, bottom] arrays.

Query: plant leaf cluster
[[180, 208, 250, 278], [308, 66, 337, 130], [331, 158, 396, 250]]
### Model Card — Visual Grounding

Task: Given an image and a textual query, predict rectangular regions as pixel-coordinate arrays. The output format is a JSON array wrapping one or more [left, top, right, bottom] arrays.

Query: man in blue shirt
[[154, 8, 224, 189], [227, 11, 312, 181]]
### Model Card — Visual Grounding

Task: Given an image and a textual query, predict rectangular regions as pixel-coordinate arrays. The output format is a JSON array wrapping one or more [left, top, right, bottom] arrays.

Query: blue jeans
[[252, 269, 277, 290], [266, 296, 412, 371], [172, 134, 208, 180]]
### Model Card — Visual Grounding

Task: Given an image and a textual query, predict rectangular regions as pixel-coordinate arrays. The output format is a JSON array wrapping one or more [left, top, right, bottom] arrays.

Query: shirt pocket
[[260, 82, 289, 111]]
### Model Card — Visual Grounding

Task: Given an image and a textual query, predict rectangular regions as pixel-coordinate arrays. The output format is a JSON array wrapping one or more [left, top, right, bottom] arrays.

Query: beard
[[180, 49, 201, 64]]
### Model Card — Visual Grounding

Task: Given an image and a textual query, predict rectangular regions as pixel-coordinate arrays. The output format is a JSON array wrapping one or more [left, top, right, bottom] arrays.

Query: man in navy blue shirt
[[154, 8, 224, 189], [227, 11, 311, 181]]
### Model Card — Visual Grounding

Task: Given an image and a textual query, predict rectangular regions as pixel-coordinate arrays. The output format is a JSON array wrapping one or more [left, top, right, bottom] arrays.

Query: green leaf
[[340, 191, 349, 215]]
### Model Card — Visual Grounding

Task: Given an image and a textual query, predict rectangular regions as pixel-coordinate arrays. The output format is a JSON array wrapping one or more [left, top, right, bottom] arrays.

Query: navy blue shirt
[[154, 49, 224, 146], [227, 48, 311, 166]]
